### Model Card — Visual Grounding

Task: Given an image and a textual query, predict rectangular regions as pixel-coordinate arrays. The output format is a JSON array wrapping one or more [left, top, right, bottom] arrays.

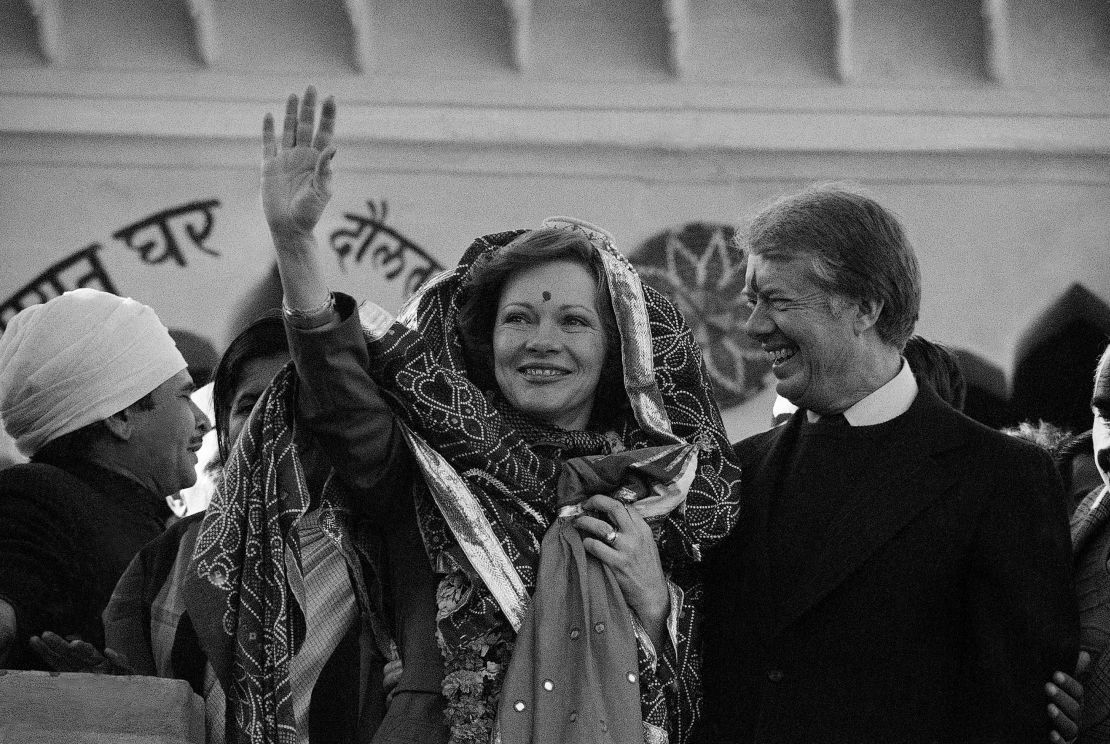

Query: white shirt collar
[[806, 358, 918, 426]]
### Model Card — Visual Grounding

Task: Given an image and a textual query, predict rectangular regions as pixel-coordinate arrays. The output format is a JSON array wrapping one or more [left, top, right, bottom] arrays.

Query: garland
[[435, 569, 516, 743]]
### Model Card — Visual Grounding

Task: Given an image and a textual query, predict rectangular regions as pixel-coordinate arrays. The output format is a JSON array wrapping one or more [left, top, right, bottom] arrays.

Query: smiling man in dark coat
[[695, 185, 1078, 744]]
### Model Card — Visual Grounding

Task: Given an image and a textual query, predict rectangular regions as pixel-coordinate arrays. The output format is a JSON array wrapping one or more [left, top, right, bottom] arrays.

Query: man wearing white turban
[[0, 288, 210, 670]]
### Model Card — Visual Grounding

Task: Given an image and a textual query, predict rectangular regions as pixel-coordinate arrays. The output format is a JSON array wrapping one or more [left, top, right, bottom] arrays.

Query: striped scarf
[[183, 367, 391, 743]]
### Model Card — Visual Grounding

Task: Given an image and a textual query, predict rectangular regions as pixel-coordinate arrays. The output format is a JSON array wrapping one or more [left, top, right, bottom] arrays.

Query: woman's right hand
[[261, 86, 337, 245], [262, 86, 338, 313], [574, 494, 671, 651]]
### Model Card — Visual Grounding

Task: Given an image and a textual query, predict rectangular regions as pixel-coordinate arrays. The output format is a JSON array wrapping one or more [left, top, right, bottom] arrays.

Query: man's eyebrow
[[1092, 392, 1110, 411]]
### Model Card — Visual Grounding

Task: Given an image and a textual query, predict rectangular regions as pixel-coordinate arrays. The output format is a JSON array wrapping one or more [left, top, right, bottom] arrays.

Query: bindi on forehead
[[542, 291, 551, 302]]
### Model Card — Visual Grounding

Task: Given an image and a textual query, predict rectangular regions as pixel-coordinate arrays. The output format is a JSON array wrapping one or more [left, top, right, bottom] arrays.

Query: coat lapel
[[737, 413, 806, 643], [774, 386, 965, 633]]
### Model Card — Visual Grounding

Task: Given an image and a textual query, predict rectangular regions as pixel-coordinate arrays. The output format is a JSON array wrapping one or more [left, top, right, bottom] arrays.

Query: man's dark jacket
[[0, 454, 170, 669], [695, 383, 1078, 744]]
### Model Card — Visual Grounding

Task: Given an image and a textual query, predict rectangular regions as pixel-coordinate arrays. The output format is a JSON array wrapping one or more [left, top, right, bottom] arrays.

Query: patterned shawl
[[182, 366, 390, 743], [362, 219, 743, 743]]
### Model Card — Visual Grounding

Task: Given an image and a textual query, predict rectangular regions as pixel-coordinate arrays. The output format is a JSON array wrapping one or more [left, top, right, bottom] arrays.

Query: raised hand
[[261, 86, 337, 242]]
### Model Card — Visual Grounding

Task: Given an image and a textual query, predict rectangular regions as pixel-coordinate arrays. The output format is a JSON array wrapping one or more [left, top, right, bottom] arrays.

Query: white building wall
[[1, 0, 1107, 440]]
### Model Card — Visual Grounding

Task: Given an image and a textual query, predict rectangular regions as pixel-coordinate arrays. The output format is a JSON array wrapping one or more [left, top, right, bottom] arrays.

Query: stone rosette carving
[[632, 222, 771, 409]]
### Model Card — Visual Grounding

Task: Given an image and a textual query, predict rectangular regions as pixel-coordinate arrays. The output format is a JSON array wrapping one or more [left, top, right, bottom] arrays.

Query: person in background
[[902, 334, 967, 412], [1056, 343, 1110, 743], [1003, 419, 1074, 451], [1057, 429, 1102, 511], [697, 185, 1078, 743], [0, 288, 209, 669], [211, 310, 290, 465], [87, 312, 400, 744]]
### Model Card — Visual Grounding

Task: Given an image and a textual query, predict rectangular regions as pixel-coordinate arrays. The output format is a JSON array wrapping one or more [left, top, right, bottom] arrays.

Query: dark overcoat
[[696, 383, 1079, 744], [0, 457, 169, 669]]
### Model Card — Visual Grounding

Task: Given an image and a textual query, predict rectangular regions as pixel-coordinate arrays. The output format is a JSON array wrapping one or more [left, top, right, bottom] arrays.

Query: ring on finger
[[603, 529, 618, 545]]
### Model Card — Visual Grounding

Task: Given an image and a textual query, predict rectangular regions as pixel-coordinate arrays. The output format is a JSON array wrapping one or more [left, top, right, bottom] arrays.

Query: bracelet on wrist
[[282, 294, 336, 329]]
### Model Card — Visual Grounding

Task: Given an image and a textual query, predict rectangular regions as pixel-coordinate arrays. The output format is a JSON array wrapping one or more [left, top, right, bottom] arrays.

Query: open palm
[[261, 86, 336, 238]]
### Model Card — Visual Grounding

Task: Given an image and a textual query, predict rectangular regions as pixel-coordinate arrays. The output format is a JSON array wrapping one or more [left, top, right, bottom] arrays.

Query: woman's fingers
[[281, 93, 298, 149], [574, 512, 614, 541], [313, 95, 337, 150], [579, 494, 637, 533], [262, 112, 277, 160], [574, 512, 623, 567], [267, 88, 332, 162], [297, 86, 317, 150], [581, 539, 620, 569]]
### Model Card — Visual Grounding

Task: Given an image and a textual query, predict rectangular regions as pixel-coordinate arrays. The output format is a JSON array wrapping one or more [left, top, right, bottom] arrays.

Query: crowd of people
[[0, 86, 1106, 744]]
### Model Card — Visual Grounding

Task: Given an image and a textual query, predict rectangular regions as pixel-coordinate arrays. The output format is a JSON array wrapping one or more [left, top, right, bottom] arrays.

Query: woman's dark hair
[[456, 228, 626, 428], [903, 335, 967, 411], [213, 311, 289, 463]]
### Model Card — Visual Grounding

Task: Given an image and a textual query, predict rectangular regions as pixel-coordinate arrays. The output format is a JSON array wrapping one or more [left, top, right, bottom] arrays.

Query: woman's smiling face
[[493, 259, 608, 431]]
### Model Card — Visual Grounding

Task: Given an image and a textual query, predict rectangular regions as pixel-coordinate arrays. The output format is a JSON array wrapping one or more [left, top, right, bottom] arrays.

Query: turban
[[0, 288, 187, 457]]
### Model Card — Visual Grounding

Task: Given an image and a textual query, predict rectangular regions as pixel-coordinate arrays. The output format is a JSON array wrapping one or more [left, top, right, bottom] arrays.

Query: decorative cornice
[[833, 0, 854, 84], [981, 0, 1011, 85], [663, 0, 690, 78], [0, 92, 1105, 155], [185, 0, 218, 67], [502, 0, 531, 72], [23, 0, 63, 65], [343, 0, 373, 73]]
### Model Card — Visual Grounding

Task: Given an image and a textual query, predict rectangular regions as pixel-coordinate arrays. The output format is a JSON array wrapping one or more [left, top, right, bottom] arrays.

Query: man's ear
[[101, 409, 134, 442], [852, 298, 885, 336]]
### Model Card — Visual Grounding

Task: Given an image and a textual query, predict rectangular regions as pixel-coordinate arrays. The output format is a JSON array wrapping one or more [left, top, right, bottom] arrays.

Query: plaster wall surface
[[1, 0, 1107, 440]]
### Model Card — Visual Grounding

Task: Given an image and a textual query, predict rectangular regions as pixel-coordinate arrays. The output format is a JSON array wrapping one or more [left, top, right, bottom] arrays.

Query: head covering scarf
[[0, 288, 186, 456], [362, 217, 742, 743]]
